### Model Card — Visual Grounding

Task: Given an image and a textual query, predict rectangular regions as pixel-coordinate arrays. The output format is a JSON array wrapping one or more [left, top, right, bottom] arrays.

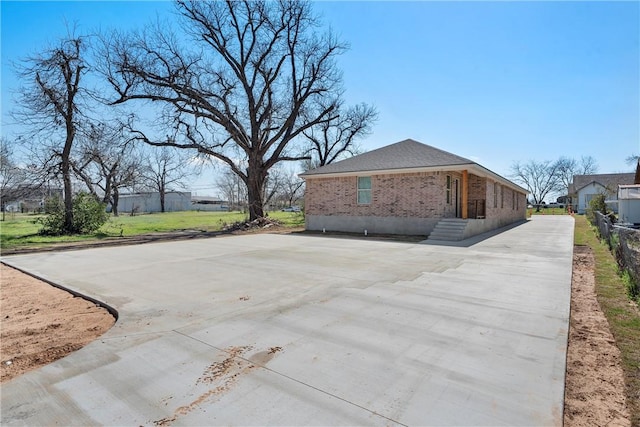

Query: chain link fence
[[592, 211, 640, 300]]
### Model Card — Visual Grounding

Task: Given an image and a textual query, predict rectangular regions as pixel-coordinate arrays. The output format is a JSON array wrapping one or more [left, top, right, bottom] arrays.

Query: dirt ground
[[0, 264, 115, 382], [564, 246, 630, 426], [0, 245, 632, 426]]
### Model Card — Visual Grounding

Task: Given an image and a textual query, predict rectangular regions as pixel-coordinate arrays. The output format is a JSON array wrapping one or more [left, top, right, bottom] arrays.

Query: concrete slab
[[1, 215, 574, 426]]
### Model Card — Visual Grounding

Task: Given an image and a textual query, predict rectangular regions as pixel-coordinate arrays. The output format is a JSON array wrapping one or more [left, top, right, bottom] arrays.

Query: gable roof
[[301, 138, 528, 194], [301, 139, 474, 176], [635, 159, 640, 184], [570, 173, 635, 194]]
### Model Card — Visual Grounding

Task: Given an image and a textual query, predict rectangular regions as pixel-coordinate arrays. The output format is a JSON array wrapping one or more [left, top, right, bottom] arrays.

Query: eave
[[301, 163, 528, 195]]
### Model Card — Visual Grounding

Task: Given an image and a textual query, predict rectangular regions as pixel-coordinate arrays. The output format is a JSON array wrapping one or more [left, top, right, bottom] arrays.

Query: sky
[[2, 1, 639, 198]]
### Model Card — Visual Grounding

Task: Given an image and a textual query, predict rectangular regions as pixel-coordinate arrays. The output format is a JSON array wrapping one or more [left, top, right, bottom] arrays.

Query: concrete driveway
[[1, 216, 574, 426]]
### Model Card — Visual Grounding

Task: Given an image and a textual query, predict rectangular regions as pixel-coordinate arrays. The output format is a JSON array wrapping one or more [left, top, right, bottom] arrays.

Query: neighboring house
[[300, 139, 528, 240], [111, 192, 191, 214], [569, 173, 635, 214]]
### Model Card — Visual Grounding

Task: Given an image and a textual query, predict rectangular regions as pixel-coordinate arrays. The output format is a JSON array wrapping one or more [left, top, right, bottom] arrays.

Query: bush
[[37, 198, 66, 235], [38, 193, 108, 235], [73, 193, 109, 233], [43, 196, 63, 215], [586, 193, 607, 223]]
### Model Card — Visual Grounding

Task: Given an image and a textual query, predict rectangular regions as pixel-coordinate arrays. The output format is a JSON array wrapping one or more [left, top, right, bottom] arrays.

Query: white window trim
[[357, 176, 372, 205]]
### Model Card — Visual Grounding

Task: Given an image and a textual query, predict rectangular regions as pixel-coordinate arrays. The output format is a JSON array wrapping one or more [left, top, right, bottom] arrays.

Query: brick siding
[[306, 171, 460, 219], [485, 179, 527, 223], [305, 171, 526, 224]]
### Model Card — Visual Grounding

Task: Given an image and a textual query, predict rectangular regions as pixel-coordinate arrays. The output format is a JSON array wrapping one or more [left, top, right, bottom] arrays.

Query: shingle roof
[[300, 139, 474, 176], [570, 173, 635, 194]]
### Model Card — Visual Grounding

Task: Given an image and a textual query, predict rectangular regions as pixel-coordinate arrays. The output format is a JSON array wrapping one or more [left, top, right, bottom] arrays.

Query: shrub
[[43, 196, 63, 215], [72, 193, 109, 234], [586, 193, 607, 223], [38, 193, 108, 235], [37, 198, 66, 235]]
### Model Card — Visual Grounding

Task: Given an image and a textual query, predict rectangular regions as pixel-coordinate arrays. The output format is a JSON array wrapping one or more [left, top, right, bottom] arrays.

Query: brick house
[[300, 139, 528, 240]]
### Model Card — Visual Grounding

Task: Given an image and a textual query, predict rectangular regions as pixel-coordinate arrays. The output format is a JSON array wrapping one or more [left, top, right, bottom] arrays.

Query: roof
[[119, 191, 191, 198], [300, 138, 528, 194], [619, 184, 640, 200], [300, 139, 473, 176], [570, 173, 635, 194], [635, 159, 640, 184]]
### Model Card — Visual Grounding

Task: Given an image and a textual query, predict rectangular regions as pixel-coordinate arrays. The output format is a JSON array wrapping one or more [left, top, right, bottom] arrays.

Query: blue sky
[[2, 1, 639, 197]]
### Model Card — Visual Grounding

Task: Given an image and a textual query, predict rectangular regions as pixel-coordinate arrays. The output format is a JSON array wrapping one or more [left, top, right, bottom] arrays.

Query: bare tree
[[556, 155, 598, 196], [303, 102, 377, 168], [0, 140, 27, 220], [100, 0, 348, 220], [140, 146, 193, 213], [262, 166, 288, 209], [73, 122, 143, 216], [510, 160, 563, 208], [279, 167, 305, 208], [216, 169, 247, 211], [13, 36, 89, 233]]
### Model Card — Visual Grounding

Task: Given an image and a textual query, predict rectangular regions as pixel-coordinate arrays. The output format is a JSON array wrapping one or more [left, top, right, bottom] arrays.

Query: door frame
[[454, 178, 461, 218]]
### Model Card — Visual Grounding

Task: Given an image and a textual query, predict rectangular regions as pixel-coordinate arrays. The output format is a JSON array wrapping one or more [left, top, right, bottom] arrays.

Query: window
[[512, 190, 515, 210], [446, 175, 452, 204], [494, 182, 498, 208], [357, 176, 372, 204], [501, 185, 504, 208]]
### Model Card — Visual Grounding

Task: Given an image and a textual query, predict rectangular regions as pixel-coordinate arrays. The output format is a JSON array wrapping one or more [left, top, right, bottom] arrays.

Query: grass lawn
[[574, 215, 640, 425], [0, 210, 305, 251], [527, 207, 569, 217]]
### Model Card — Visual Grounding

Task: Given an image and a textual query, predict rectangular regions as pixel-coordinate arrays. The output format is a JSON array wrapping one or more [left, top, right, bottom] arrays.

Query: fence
[[592, 211, 640, 300]]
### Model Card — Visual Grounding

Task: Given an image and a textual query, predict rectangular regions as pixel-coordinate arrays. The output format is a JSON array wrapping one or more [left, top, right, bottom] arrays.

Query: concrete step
[[433, 223, 467, 230], [428, 218, 469, 241]]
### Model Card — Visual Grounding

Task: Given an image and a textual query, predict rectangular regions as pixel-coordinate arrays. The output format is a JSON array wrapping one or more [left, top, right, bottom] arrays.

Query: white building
[[111, 192, 192, 214], [618, 185, 640, 225]]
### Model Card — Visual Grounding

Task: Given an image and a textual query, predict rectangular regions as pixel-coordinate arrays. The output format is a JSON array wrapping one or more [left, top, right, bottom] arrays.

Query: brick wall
[[469, 174, 485, 201], [485, 179, 527, 224], [305, 171, 526, 223], [306, 171, 463, 219]]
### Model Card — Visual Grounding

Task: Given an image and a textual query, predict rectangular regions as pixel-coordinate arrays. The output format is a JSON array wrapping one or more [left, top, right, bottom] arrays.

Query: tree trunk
[[246, 163, 266, 220], [159, 183, 165, 213], [61, 84, 77, 234], [112, 189, 119, 217], [61, 155, 74, 233]]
